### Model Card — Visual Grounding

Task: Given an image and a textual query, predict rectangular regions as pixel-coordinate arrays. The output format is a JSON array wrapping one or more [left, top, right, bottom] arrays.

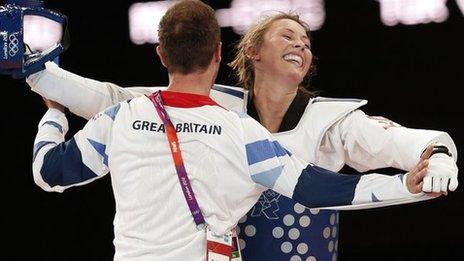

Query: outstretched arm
[[26, 61, 157, 120], [25, 63, 248, 120], [338, 110, 458, 195], [240, 114, 446, 209], [339, 110, 457, 171]]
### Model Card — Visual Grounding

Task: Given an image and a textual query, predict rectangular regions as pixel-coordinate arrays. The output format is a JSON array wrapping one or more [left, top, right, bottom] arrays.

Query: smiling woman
[[229, 13, 315, 103], [226, 12, 458, 261], [252, 19, 312, 95]]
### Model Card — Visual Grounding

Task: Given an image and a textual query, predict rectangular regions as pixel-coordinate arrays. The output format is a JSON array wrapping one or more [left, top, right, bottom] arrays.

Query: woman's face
[[253, 19, 312, 86]]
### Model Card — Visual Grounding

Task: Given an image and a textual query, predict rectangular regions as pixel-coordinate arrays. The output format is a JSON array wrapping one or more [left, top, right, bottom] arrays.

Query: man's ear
[[156, 45, 168, 68], [214, 42, 222, 63]]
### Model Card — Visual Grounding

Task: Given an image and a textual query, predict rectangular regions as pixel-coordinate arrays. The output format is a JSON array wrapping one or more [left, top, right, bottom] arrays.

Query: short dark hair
[[158, 0, 220, 74]]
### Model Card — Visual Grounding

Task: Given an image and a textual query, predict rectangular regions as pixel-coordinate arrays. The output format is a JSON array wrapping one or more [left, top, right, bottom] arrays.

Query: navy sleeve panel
[[292, 165, 361, 208], [40, 137, 98, 187]]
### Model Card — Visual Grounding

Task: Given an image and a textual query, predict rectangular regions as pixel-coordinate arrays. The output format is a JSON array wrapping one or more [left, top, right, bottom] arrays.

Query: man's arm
[[26, 62, 156, 120], [239, 114, 441, 209], [32, 99, 118, 192]]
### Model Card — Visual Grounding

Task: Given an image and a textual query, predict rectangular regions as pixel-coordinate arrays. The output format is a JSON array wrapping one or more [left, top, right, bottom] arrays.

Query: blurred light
[[215, 0, 325, 34], [377, 0, 449, 26], [128, 0, 461, 45], [128, 0, 324, 45], [23, 15, 63, 51], [457, 0, 464, 14], [128, 0, 176, 45]]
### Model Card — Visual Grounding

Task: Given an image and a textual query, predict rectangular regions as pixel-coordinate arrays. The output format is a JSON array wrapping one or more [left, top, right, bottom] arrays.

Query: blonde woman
[[27, 13, 457, 261]]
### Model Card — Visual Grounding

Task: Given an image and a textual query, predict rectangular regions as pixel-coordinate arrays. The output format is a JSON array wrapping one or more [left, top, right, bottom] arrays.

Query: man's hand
[[422, 145, 459, 193], [406, 153, 430, 194], [43, 97, 65, 113]]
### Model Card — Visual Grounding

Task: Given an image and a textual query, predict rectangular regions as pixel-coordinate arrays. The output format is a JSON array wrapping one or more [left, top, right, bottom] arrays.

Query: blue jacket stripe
[[40, 138, 98, 187], [372, 193, 381, 202], [212, 84, 245, 99], [271, 140, 291, 156], [398, 174, 404, 183], [33, 141, 56, 162], [251, 166, 284, 189], [87, 139, 109, 166], [246, 140, 289, 165], [42, 121, 63, 133], [104, 103, 121, 120], [292, 165, 361, 208]]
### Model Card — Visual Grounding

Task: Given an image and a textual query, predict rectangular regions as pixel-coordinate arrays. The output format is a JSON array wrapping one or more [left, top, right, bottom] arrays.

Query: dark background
[[2, 0, 463, 260]]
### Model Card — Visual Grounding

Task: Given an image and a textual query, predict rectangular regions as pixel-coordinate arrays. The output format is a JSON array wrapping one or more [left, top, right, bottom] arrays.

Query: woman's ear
[[245, 43, 260, 61]]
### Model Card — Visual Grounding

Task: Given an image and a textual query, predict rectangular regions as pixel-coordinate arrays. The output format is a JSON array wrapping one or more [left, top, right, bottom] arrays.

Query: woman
[[227, 13, 457, 261], [26, 13, 457, 261]]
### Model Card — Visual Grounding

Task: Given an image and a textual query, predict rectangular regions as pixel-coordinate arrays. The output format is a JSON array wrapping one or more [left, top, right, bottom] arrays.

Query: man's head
[[157, 0, 221, 74]]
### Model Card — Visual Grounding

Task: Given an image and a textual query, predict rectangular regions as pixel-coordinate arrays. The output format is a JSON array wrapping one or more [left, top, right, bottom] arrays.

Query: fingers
[[426, 152, 459, 193], [409, 168, 428, 193], [421, 144, 434, 160], [411, 159, 428, 174], [423, 176, 432, 192], [449, 178, 459, 191], [419, 159, 429, 171], [42, 97, 52, 107], [441, 178, 449, 192], [425, 192, 444, 198], [421, 154, 458, 193], [42, 97, 65, 112], [414, 167, 428, 184], [432, 177, 441, 193], [422, 177, 455, 193], [408, 160, 430, 193]]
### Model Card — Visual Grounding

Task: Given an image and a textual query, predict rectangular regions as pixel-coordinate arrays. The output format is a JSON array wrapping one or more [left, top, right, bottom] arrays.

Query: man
[[31, 1, 453, 260]]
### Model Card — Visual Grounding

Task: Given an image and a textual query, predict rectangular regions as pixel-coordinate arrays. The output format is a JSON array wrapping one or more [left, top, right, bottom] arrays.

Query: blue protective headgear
[[0, 0, 69, 78]]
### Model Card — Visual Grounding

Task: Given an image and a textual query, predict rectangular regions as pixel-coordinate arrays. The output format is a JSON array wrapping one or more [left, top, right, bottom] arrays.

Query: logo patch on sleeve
[[367, 116, 401, 130]]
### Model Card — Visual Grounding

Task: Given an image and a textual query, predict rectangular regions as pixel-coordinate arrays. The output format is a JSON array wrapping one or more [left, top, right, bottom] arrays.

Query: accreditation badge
[[231, 227, 242, 261], [206, 227, 233, 261]]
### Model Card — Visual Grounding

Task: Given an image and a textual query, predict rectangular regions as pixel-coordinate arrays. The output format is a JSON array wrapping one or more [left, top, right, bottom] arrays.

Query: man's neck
[[166, 71, 214, 96]]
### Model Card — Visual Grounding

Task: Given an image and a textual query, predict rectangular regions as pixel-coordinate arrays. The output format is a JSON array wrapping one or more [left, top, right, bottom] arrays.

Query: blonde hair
[[228, 13, 316, 97]]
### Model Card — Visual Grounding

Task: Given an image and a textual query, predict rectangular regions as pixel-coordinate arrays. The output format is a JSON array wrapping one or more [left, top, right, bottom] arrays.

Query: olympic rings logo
[[8, 32, 19, 57]]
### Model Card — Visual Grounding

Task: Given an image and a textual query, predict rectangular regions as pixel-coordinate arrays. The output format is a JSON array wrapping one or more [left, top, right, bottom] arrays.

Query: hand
[[422, 145, 458, 193], [406, 156, 430, 194], [43, 97, 65, 113]]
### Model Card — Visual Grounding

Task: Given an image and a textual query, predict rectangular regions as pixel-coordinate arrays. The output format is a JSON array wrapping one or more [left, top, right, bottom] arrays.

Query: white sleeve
[[238, 113, 431, 209], [317, 173, 432, 210], [32, 103, 120, 192], [338, 110, 457, 172], [26, 61, 159, 120]]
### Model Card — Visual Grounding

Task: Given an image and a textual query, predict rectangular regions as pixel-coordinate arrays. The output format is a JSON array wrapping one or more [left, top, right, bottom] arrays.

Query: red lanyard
[[147, 91, 206, 228]]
